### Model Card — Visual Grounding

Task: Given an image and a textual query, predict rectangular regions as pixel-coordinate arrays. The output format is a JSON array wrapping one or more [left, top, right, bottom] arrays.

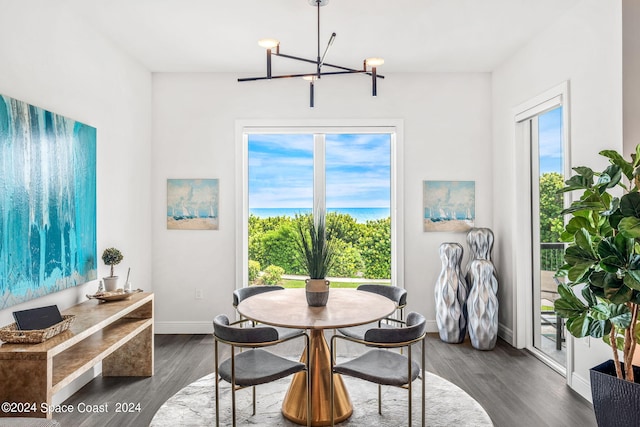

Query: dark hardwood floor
[[56, 333, 596, 427]]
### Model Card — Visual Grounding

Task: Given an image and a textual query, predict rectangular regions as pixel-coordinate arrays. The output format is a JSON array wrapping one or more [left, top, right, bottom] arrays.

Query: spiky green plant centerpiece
[[555, 146, 640, 382], [295, 214, 335, 279], [294, 213, 337, 306]]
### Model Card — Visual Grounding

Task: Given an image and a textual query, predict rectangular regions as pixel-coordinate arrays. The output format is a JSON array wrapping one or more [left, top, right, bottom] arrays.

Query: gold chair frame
[[214, 318, 311, 427], [330, 319, 426, 426]]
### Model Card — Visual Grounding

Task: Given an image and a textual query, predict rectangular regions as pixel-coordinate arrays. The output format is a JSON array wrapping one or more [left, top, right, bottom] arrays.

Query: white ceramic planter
[[103, 276, 119, 292]]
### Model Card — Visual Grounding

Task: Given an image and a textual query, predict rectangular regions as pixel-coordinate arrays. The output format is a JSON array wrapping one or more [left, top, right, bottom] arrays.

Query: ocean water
[[250, 208, 390, 223]]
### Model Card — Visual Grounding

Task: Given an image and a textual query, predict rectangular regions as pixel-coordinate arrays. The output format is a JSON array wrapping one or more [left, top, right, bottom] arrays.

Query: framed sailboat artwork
[[167, 179, 219, 230], [423, 180, 475, 232]]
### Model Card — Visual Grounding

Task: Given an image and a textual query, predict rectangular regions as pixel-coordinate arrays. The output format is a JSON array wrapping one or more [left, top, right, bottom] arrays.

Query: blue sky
[[248, 133, 391, 208], [538, 107, 563, 174]]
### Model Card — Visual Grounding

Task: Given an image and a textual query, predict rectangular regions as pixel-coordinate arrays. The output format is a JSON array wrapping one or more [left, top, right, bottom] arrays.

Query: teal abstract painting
[[0, 95, 97, 309]]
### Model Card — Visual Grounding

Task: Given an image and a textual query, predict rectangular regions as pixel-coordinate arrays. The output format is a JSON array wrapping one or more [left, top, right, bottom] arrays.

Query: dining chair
[[213, 314, 311, 427], [232, 285, 302, 339], [337, 284, 408, 340], [330, 311, 427, 426]]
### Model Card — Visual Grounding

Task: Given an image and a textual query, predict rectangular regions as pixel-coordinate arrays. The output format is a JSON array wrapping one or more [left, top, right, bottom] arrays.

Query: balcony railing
[[541, 242, 564, 272], [540, 242, 565, 351]]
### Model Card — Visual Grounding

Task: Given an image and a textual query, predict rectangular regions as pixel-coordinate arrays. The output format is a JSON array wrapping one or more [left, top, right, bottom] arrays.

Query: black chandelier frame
[[237, 0, 384, 107]]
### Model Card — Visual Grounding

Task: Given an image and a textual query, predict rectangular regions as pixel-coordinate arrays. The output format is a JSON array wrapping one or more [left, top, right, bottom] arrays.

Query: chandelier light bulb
[[258, 38, 280, 49], [365, 57, 384, 67], [302, 75, 318, 81]]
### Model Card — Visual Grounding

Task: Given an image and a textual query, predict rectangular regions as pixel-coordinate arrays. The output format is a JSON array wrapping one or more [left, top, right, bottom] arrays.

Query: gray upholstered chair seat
[[337, 321, 394, 340], [333, 349, 420, 386], [330, 312, 427, 426], [213, 314, 311, 426], [218, 349, 305, 387]]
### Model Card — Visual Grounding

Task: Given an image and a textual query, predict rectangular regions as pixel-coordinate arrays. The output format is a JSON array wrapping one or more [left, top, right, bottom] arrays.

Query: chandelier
[[237, 0, 384, 107]]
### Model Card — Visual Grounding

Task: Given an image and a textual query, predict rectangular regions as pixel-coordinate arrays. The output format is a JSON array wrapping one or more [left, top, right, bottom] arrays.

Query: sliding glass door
[[529, 106, 567, 369]]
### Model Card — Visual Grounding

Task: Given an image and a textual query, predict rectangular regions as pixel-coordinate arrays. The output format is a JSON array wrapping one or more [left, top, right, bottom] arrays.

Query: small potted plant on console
[[102, 247, 124, 292]]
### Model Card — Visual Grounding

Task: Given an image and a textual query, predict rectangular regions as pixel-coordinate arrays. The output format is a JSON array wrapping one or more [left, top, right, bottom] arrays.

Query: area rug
[[150, 369, 493, 426]]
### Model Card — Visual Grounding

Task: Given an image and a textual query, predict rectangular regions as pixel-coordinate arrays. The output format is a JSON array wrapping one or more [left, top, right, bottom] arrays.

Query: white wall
[[3, 0, 622, 407], [623, 0, 640, 155], [0, 0, 152, 401], [151, 72, 493, 333], [492, 0, 622, 399]]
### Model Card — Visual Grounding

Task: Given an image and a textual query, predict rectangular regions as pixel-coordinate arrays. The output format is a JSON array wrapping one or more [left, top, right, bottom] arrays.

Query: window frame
[[235, 119, 404, 291]]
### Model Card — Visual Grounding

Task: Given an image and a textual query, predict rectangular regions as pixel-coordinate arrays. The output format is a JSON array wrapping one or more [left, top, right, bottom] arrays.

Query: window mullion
[[313, 134, 326, 218]]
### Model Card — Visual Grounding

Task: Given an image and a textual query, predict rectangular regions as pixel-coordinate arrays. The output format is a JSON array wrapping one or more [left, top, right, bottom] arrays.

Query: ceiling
[[67, 0, 584, 73]]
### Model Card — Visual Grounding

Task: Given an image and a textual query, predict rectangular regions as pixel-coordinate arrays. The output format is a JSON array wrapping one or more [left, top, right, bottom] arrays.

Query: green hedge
[[248, 212, 391, 279]]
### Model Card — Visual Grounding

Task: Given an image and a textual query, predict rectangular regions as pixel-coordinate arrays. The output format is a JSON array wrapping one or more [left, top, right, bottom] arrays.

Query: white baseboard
[[498, 322, 514, 346], [426, 319, 439, 333], [157, 319, 441, 334], [156, 319, 505, 339], [570, 371, 593, 403], [157, 319, 510, 342], [159, 320, 441, 335], [155, 321, 213, 334], [427, 321, 512, 344]]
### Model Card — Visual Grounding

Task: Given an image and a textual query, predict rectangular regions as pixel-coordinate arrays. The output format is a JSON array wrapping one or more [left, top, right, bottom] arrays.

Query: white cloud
[[248, 133, 391, 208]]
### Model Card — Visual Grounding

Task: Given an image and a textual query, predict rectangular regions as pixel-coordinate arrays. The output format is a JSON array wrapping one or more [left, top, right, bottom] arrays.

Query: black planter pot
[[590, 359, 640, 427]]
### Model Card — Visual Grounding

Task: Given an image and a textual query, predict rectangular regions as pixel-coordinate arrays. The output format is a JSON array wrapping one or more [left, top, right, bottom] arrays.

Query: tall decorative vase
[[467, 260, 499, 350], [435, 242, 468, 343], [465, 228, 497, 294]]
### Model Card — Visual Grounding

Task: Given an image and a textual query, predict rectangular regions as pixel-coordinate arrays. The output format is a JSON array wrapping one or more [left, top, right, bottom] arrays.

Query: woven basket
[[0, 315, 75, 344]]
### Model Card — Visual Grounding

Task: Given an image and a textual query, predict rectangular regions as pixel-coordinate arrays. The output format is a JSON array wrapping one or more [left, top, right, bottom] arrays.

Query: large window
[[238, 124, 402, 289]]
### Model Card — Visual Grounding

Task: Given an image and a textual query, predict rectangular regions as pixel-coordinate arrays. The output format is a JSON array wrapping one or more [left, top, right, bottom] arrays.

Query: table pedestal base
[[282, 329, 352, 426]]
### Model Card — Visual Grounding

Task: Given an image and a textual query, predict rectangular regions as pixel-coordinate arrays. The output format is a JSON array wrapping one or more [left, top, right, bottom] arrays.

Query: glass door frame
[[528, 115, 544, 353], [513, 82, 572, 380]]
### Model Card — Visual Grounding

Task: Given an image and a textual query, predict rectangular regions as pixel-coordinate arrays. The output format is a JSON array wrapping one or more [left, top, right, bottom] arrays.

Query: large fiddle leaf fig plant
[[555, 146, 640, 382]]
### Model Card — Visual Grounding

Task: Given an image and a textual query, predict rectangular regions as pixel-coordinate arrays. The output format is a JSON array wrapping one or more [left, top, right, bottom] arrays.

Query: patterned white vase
[[465, 228, 498, 294], [434, 242, 468, 343], [467, 260, 499, 350]]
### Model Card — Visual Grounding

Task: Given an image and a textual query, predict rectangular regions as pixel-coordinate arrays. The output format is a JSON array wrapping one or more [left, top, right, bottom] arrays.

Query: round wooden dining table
[[237, 287, 397, 426]]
